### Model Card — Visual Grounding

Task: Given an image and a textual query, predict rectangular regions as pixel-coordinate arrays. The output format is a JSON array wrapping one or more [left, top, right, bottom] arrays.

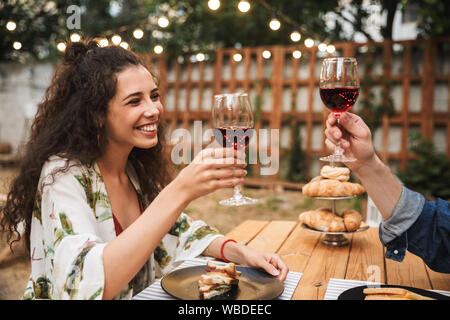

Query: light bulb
[[233, 53, 243, 62], [238, 0, 250, 13], [6, 21, 16, 31], [158, 16, 169, 28], [120, 42, 129, 49], [70, 33, 81, 42], [133, 28, 144, 39], [98, 38, 109, 47], [154, 45, 164, 54], [290, 31, 301, 42], [304, 38, 314, 48], [262, 50, 271, 59], [56, 42, 66, 52], [111, 35, 122, 45], [208, 0, 220, 11], [292, 50, 302, 59], [196, 53, 206, 62], [326, 45, 336, 54], [13, 41, 22, 50], [269, 18, 281, 31], [318, 43, 327, 52]]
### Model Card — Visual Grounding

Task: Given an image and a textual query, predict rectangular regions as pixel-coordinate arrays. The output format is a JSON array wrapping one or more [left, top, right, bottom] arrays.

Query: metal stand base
[[322, 234, 349, 246]]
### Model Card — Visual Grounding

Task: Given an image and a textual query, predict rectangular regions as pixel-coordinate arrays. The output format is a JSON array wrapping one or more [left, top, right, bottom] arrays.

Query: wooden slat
[[345, 227, 386, 283], [291, 234, 353, 300], [224, 220, 269, 245], [385, 249, 433, 289], [276, 223, 321, 273], [246, 220, 297, 253]]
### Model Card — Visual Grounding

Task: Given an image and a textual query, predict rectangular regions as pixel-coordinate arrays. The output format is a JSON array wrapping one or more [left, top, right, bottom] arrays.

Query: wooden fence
[[138, 37, 450, 188]]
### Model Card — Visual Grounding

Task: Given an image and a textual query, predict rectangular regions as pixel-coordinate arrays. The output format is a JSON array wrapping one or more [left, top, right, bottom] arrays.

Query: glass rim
[[323, 57, 357, 63], [214, 92, 248, 99]]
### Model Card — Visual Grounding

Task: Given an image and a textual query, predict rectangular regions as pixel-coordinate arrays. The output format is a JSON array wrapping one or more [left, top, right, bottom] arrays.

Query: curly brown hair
[[0, 40, 173, 251]]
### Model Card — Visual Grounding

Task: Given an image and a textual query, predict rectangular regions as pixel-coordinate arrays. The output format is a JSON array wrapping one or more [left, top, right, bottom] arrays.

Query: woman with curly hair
[[0, 40, 288, 300]]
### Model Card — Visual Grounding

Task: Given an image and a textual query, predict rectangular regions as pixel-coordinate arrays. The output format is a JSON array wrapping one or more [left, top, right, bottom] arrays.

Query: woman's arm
[[202, 237, 289, 282], [102, 179, 188, 299], [102, 148, 247, 299]]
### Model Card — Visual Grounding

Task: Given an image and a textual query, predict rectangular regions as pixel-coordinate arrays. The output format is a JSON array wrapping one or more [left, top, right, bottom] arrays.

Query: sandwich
[[363, 287, 435, 300], [198, 261, 241, 299]]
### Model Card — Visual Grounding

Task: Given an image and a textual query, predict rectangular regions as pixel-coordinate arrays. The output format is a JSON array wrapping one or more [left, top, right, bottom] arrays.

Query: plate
[[337, 284, 450, 300], [300, 222, 370, 235], [161, 265, 284, 300]]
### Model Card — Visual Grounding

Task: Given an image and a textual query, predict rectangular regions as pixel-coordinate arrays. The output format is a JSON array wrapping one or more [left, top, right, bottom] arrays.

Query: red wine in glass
[[319, 87, 359, 114], [214, 127, 254, 150]]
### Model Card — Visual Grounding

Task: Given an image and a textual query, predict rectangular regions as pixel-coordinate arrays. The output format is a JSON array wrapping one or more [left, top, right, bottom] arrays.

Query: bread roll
[[320, 165, 350, 181], [342, 209, 362, 232], [299, 208, 346, 232]]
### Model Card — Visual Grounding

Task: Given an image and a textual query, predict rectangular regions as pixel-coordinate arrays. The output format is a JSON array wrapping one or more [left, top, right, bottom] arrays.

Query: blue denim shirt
[[379, 186, 450, 273]]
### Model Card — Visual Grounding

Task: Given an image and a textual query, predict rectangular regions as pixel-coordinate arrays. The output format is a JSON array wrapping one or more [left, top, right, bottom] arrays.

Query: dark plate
[[161, 265, 284, 300], [338, 284, 450, 300]]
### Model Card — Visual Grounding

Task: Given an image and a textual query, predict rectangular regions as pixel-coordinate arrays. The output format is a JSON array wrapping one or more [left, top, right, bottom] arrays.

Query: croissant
[[302, 176, 365, 197], [299, 208, 346, 232], [299, 209, 362, 232], [342, 209, 362, 232]]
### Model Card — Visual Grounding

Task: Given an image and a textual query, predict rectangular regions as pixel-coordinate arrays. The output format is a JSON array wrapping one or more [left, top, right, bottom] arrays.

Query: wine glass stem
[[233, 184, 244, 200]]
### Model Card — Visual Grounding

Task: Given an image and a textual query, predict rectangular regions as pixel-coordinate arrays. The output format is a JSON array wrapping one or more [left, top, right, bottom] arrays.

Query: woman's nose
[[143, 101, 160, 119]]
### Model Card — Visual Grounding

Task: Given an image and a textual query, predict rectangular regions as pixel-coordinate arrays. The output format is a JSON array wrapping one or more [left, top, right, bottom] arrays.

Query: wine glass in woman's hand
[[212, 93, 258, 206]]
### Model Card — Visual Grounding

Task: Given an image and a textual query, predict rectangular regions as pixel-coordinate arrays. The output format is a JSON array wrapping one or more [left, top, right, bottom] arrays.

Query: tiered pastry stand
[[301, 164, 369, 246]]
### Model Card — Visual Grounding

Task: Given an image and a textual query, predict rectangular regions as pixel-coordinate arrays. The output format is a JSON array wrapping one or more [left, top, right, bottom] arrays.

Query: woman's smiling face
[[105, 64, 163, 151]]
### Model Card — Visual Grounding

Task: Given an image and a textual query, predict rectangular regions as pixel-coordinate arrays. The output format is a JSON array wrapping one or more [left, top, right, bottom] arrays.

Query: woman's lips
[[135, 122, 158, 137]]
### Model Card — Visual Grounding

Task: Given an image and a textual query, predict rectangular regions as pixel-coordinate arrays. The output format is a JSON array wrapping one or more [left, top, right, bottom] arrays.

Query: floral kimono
[[22, 156, 223, 300]]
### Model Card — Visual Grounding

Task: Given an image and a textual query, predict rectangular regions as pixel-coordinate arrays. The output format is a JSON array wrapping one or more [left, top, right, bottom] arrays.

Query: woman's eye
[[128, 99, 140, 105], [151, 93, 160, 101]]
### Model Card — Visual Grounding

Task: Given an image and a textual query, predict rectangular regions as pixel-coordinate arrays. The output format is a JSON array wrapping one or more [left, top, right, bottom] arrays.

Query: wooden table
[[225, 220, 450, 300]]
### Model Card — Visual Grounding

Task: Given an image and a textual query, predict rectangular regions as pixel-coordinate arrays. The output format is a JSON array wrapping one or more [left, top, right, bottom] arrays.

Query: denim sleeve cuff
[[379, 186, 425, 245]]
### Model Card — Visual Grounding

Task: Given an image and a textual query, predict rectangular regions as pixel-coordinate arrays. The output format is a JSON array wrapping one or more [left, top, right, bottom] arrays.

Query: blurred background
[[0, 0, 449, 299]]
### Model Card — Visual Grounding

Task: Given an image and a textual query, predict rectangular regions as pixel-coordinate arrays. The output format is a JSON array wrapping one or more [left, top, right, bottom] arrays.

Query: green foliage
[[397, 132, 450, 200]]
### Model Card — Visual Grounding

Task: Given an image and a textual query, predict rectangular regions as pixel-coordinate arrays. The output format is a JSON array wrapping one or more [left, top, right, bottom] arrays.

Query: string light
[[70, 33, 81, 42], [290, 31, 301, 42], [133, 28, 144, 39], [13, 41, 22, 50], [196, 53, 206, 62], [318, 43, 327, 52], [120, 41, 129, 49], [6, 21, 16, 31], [98, 38, 109, 47], [292, 50, 302, 59], [157, 16, 169, 28], [269, 17, 281, 31], [304, 38, 314, 48], [56, 42, 66, 52], [111, 35, 122, 45], [208, 0, 220, 11], [262, 50, 271, 59], [154, 45, 164, 54], [233, 53, 243, 62], [326, 44, 336, 54], [238, 1, 251, 13]]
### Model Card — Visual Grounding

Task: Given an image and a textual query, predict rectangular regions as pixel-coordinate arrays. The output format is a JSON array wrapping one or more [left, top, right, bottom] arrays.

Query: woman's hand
[[240, 247, 289, 282], [173, 147, 247, 203], [324, 112, 377, 175]]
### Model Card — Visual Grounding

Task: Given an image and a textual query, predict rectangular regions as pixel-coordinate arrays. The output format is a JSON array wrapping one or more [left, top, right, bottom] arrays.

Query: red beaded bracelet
[[220, 238, 237, 263]]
